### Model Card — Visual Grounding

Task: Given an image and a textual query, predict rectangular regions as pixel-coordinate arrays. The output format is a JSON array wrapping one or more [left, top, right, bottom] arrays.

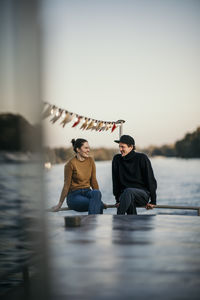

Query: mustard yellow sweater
[[59, 156, 99, 203]]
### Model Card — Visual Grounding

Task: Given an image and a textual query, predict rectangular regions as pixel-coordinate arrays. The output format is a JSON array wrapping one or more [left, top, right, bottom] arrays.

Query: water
[[0, 162, 46, 297], [1, 157, 200, 296], [45, 157, 200, 216]]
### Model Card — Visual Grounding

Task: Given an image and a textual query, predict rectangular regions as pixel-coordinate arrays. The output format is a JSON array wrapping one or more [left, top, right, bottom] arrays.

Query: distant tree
[[141, 144, 175, 157], [175, 127, 200, 158], [91, 148, 118, 161], [0, 113, 41, 151]]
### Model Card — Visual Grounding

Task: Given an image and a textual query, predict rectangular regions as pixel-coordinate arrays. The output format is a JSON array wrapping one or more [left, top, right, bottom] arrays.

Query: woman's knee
[[91, 189, 102, 199], [67, 196, 89, 211], [92, 190, 102, 197]]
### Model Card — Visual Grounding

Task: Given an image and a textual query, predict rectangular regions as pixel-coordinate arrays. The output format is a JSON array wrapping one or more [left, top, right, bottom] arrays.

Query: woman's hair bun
[[71, 139, 76, 147], [71, 138, 88, 153]]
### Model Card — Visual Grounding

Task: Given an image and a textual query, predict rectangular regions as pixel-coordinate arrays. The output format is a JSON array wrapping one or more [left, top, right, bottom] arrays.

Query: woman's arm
[[90, 158, 99, 190], [51, 162, 73, 211]]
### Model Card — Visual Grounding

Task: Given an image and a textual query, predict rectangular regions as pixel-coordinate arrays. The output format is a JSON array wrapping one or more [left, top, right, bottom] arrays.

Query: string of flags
[[42, 102, 125, 133]]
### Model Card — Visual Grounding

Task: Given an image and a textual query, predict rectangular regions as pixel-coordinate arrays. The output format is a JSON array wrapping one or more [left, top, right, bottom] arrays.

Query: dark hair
[[127, 144, 136, 150], [71, 138, 88, 153]]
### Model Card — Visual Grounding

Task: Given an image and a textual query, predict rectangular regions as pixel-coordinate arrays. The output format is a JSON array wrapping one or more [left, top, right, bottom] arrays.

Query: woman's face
[[77, 142, 90, 158]]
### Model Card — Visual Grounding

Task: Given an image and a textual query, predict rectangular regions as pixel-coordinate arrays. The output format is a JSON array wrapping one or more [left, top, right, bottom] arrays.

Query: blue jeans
[[117, 188, 149, 215], [67, 188, 103, 214]]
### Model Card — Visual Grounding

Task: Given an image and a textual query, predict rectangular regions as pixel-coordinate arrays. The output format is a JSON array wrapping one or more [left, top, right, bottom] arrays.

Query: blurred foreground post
[[0, 1, 50, 299]]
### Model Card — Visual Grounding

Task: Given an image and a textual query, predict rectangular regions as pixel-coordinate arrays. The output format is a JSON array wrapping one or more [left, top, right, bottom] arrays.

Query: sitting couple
[[52, 135, 157, 215]]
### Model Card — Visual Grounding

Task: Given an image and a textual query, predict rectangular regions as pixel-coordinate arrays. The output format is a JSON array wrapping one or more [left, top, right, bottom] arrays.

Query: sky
[[1, 0, 200, 149]]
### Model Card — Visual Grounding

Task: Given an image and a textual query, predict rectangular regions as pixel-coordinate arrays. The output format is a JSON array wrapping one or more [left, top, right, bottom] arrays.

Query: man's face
[[119, 143, 133, 157]]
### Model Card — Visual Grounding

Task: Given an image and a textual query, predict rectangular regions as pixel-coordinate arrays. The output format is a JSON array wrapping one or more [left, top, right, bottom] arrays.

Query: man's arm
[[112, 156, 121, 203], [142, 155, 157, 205]]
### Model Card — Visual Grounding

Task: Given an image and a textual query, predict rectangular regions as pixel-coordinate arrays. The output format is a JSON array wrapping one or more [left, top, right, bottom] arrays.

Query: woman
[[52, 138, 104, 214]]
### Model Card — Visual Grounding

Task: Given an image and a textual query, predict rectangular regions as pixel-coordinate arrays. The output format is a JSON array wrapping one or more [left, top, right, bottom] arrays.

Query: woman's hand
[[51, 203, 62, 212]]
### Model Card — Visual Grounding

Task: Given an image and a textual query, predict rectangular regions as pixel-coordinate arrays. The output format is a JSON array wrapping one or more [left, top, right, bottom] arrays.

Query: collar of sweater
[[122, 149, 136, 161]]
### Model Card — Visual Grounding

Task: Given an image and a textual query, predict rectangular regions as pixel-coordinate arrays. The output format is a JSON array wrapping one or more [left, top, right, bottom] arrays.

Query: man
[[112, 135, 157, 215]]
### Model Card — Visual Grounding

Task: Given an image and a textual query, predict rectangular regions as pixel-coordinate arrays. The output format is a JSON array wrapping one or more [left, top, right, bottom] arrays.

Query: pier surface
[[49, 214, 200, 300]]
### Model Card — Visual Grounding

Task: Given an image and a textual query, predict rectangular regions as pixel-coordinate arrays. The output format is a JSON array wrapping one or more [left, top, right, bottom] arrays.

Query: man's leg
[[117, 188, 149, 215]]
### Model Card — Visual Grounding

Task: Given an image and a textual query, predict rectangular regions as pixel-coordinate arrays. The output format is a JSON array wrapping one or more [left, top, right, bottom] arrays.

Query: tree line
[[44, 126, 200, 162], [141, 127, 200, 158], [43, 147, 118, 164]]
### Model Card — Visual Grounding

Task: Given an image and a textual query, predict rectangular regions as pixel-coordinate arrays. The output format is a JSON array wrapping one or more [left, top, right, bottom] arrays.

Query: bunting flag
[[80, 118, 89, 130], [111, 123, 117, 132], [60, 112, 74, 127], [50, 109, 63, 124], [72, 116, 82, 128], [86, 120, 94, 130], [96, 121, 104, 131], [42, 101, 125, 133]]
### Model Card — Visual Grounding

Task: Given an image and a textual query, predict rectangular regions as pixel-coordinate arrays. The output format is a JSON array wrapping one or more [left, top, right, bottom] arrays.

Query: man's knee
[[123, 188, 133, 193], [121, 188, 134, 197], [120, 188, 133, 203]]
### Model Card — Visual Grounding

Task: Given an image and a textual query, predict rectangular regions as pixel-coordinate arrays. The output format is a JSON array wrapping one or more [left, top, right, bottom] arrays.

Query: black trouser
[[117, 188, 149, 215]]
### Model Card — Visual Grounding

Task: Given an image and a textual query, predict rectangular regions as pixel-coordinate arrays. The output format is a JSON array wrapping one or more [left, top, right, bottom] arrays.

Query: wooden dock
[[53, 204, 200, 216], [48, 214, 200, 299]]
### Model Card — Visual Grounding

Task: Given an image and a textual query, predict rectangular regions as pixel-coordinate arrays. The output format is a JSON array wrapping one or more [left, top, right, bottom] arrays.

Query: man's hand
[[115, 202, 120, 208], [145, 203, 155, 210]]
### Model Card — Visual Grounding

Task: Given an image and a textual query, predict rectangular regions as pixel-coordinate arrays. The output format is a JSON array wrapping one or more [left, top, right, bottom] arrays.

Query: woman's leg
[[67, 190, 90, 212], [85, 189, 103, 214]]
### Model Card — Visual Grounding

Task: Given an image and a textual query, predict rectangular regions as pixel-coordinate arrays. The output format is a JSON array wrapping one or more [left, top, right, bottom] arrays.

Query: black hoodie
[[112, 150, 157, 204]]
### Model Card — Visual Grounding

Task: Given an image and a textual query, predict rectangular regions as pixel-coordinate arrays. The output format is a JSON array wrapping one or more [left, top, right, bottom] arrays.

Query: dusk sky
[[1, 0, 200, 149]]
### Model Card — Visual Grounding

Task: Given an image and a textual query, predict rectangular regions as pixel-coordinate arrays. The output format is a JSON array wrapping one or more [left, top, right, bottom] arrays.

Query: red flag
[[111, 123, 117, 132], [72, 116, 82, 127]]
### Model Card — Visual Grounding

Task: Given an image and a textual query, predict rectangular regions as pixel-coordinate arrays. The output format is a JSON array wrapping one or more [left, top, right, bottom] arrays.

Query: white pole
[[116, 119, 125, 138], [119, 121, 123, 138]]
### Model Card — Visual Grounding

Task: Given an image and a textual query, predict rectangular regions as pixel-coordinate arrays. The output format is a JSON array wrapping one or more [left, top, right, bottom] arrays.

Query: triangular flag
[[111, 123, 117, 132], [80, 118, 89, 130], [96, 121, 104, 131], [72, 116, 82, 128], [105, 123, 112, 131], [60, 112, 74, 127], [86, 120, 94, 130], [50, 109, 63, 124]]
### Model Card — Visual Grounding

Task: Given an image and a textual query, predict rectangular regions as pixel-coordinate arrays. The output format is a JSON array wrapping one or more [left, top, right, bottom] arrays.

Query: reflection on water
[[47, 214, 200, 299], [0, 163, 48, 299], [112, 215, 154, 245]]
